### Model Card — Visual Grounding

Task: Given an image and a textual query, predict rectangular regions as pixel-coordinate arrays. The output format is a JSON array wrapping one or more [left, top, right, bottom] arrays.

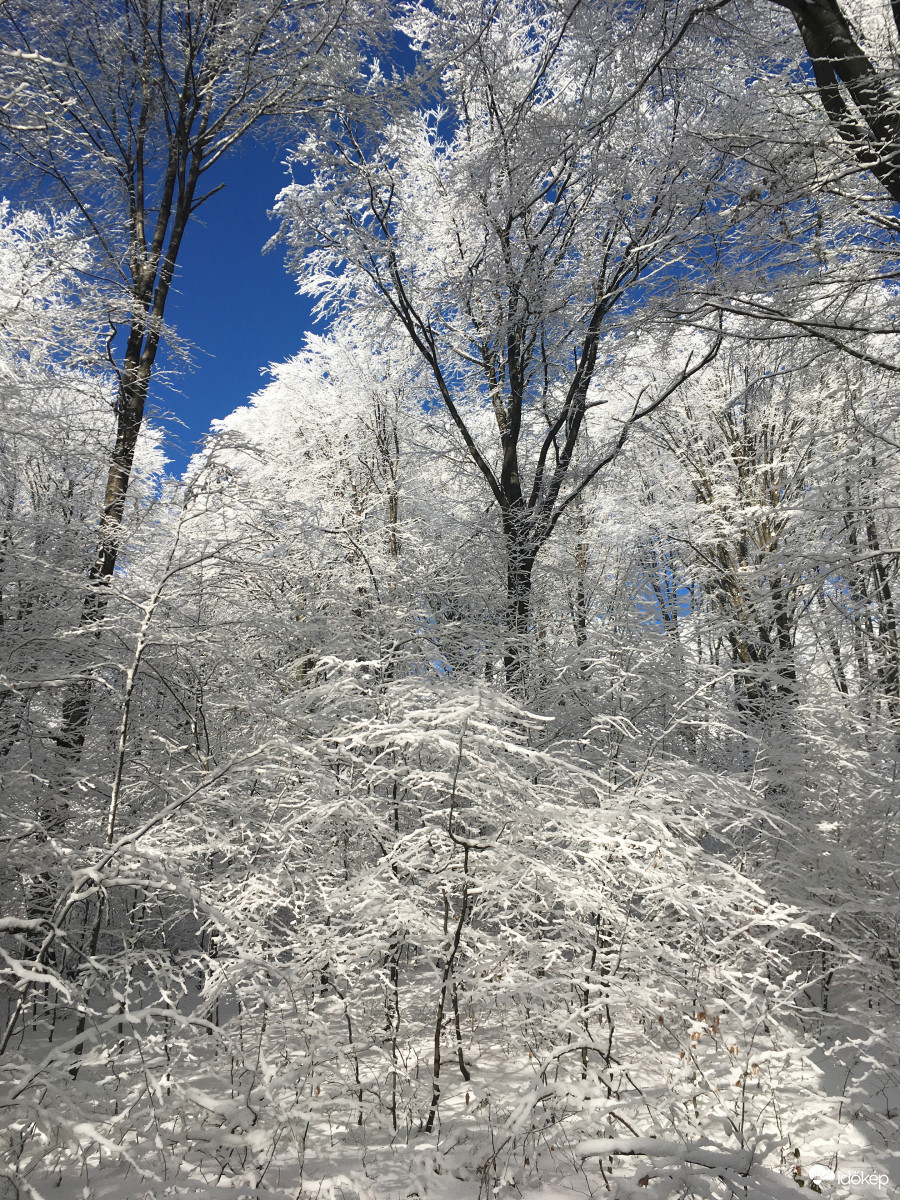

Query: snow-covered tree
[[764, 0, 900, 204], [0, 0, 373, 751], [274, 0, 737, 685]]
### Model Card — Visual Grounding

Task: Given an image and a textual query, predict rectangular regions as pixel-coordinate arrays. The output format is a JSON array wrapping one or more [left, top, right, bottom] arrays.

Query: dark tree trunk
[[779, 0, 900, 202], [55, 172, 197, 758], [503, 523, 537, 689]]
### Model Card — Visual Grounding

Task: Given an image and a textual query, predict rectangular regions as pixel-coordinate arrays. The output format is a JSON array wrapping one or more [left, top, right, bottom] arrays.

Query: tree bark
[[56, 144, 199, 757], [777, 0, 900, 201], [502, 521, 537, 689]]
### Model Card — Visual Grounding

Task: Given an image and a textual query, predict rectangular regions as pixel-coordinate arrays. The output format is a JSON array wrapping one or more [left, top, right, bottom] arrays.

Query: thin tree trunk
[[56, 170, 198, 758], [865, 514, 900, 719], [503, 529, 536, 690]]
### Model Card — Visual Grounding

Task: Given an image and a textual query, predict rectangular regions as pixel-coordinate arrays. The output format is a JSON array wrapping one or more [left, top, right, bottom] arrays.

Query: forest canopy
[[1, 1, 899, 1197]]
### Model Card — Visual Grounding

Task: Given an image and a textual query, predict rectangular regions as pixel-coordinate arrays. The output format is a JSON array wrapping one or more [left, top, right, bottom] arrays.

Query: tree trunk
[[865, 514, 900, 720], [503, 523, 536, 689], [56, 178, 195, 757], [781, 0, 900, 202], [54, 340, 155, 758]]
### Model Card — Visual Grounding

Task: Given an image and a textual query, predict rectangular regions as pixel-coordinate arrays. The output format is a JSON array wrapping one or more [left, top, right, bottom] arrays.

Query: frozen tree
[[274, 0, 735, 686], [0, 0, 371, 748], [0, 205, 109, 788], [0, 202, 168, 930], [768, 0, 900, 202], [692, 0, 900, 357]]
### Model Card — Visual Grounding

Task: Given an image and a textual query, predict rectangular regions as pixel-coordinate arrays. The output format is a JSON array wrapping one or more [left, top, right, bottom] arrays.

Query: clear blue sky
[[154, 136, 316, 473]]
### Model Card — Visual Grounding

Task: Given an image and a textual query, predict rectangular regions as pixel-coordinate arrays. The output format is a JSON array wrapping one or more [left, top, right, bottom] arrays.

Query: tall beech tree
[[275, 0, 729, 686], [0, 0, 367, 747]]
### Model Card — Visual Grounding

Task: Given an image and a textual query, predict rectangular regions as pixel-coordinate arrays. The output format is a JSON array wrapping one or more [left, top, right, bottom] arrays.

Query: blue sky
[[154, 136, 316, 473]]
